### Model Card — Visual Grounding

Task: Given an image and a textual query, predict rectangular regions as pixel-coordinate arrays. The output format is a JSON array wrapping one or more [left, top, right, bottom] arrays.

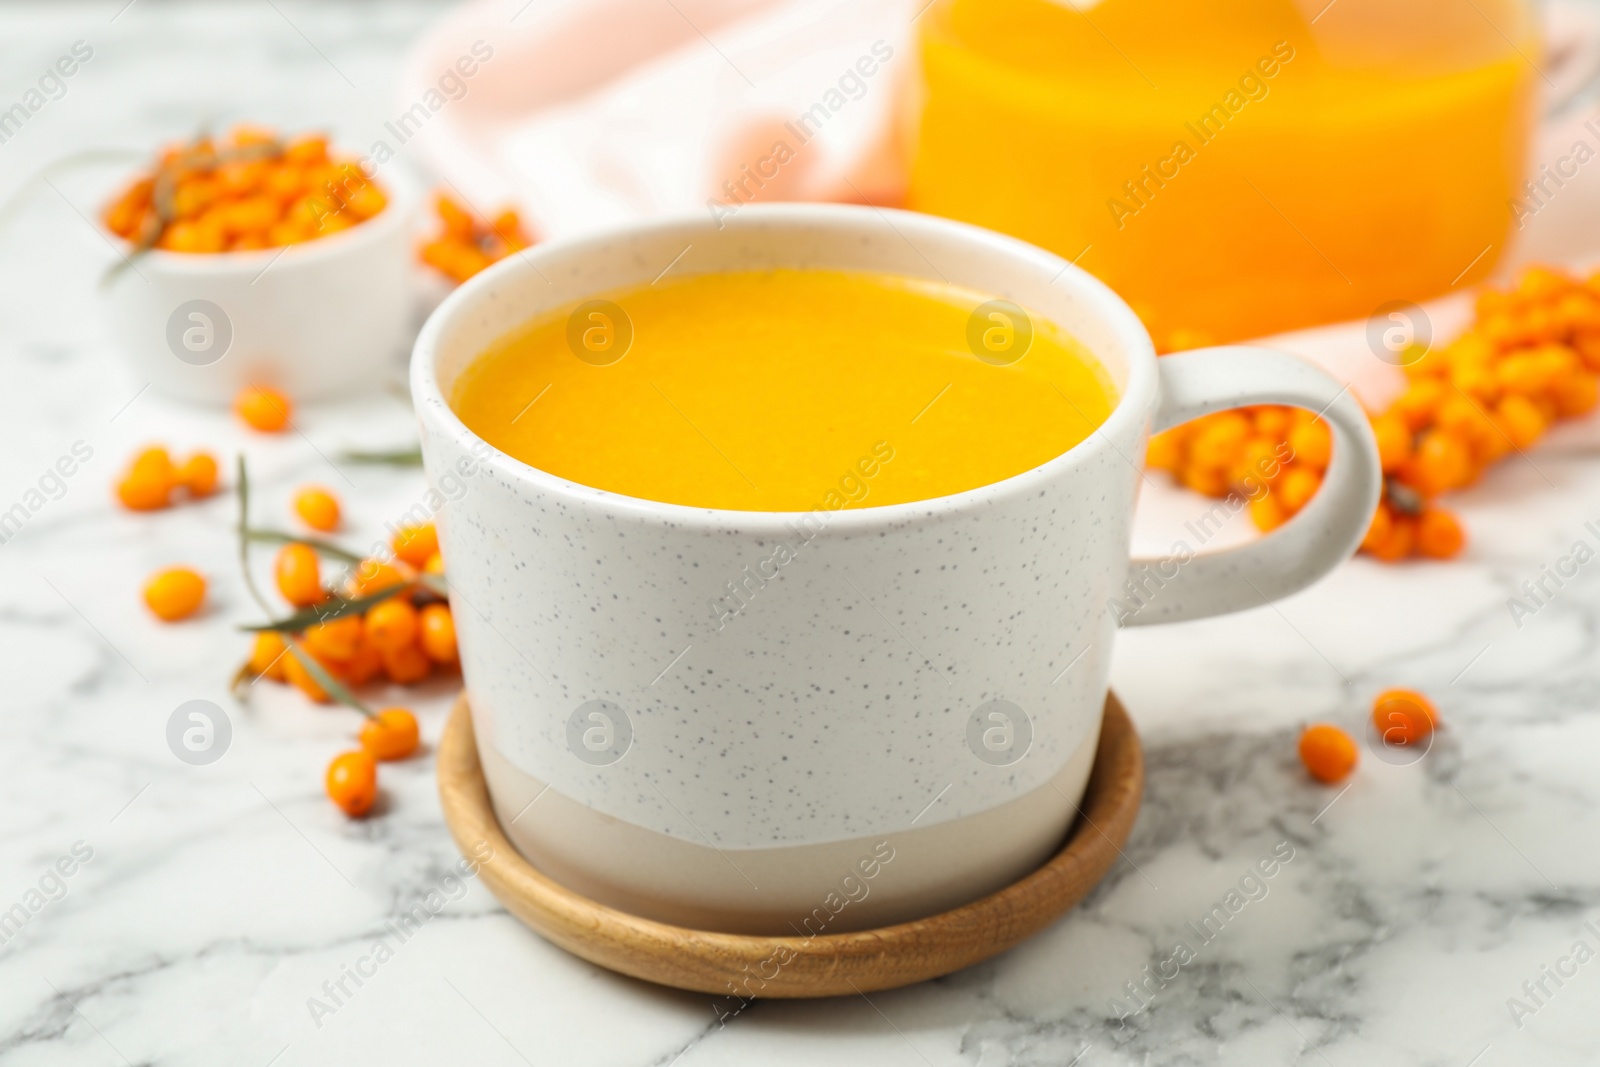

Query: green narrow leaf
[[286, 640, 372, 716], [245, 527, 365, 564], [236, 455, 276, 617], [340, 447, 423, 466], [238, 582, 414, 634]]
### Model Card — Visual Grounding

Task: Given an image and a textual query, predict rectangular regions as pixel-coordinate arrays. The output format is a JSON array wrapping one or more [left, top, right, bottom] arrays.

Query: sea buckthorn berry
[[1436, 395, 1496, 444], [1494, 394, 1546, 450], [421, 239, 493, 283], [1368, 514, 1416, 563], [215, 158, 265, 197], [391, 524, 439, 568], [1372, 688, 1438, 748], [1360, 503, 1393, 554], [490, 209, 531, 250], [274, 543, 326, 607], [1180, 463, 1229, 498], [1287, 418, 1332, 470], [318, 211, 354, 236], [1249, 494, 1287, 533], [303, 614, 363, 662], [1252, 406, 1293, 439], [293, 486, 341, 532], [1417, 508, 1465, 560], [1267, 467, 1318, 518], [1448, 330, 1494, 366], [1556, 291, 1600, 331], [129, 445, 174, 482], [339, 640, 384, 687], [249, 631, 289, 681], [1145, 431, 1182, 472], [437, 195, 476, 239], [234, 385, 292, 432], [326, 750, 378, 817], [1554, 372, 1599, 418], [169, 177, 217, 219], [1523, 305, 1561, 344], [360, 708, 420, 761], [217, 194, 278, 236], [1399, 344, 1445, 379], [160, 218, 226, 253], [348, 559, 410, 597], [268, 220, 313, 246], [419, 603, 458, 664], [263, 164, 305, 202], [1400, 430, 1472, 497], [104, 178, 152, 237], [423, 551, 445, 576], [382, 642, 432, 685], [1518, 265, 1571, 301], [176, 452, 220, 497], [284, 134, 329, 166], [1573, 329, 1600, 370], [1371, 414, 1412, 474], [1471, 429, 1511, 465], [1277, 466, 1322, 514], [283, 647, 333, 703], [1476, 289, 1512, 318], [1189, 412, 1251, 469], [1533, 345, 1580, 383], [117, 447, 177, 511], [364, 598, 419, 652], [344, 182, 387, 220], [1299, 724, 1358, 784], [1448, 361, 1499, 404], [1234, 437, 1283, 490], [1393, 379, 1447, 430], [143, 567, 206, 621], [1495, 354, 1547, 397], [117, 472, 172, 511]]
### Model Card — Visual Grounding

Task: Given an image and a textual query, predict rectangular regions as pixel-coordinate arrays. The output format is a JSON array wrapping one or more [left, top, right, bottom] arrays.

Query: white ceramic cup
[[411, 204, 1381, 935], [99, 169, 418, 405]]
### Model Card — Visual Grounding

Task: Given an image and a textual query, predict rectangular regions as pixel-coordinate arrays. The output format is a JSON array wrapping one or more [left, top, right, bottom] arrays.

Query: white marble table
[[2, 4, 1599, 1065]]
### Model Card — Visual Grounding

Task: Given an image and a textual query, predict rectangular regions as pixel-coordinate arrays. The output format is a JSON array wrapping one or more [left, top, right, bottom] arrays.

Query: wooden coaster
[[437, 692, 1142, 997]]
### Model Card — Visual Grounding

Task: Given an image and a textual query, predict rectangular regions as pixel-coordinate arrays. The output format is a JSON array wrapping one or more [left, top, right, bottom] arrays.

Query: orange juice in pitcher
[[907, 0, 1538, 349]]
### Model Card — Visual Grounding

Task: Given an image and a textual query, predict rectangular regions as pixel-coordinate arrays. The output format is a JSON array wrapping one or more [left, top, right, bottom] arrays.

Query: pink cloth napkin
[[398, 0, 916, 241]]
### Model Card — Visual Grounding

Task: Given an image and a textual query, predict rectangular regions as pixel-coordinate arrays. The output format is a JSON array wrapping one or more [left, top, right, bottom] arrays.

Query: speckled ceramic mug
[[411, 205, 1381, 935]]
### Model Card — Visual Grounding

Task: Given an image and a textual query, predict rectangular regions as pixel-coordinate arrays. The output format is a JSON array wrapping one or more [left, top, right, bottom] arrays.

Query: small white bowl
[[99, 167, 419, 405]]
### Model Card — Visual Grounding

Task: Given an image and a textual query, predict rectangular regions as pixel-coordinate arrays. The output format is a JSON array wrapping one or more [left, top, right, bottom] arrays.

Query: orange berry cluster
[[1298, 688, 1438, 785], [103, 125, 388, 254], [1151, 265, 1600, 562], [419, 194, 533, 284], [116, 445, 219, 512], [239, 491, 455, 818], [249, 520, 457, 705], [1364, 264, 1600, 557], [1145, 405, 1328, 534]]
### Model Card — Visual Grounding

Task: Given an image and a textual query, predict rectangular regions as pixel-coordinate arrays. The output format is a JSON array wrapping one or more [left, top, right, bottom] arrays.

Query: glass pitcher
[[906, 0, 1539, 350]]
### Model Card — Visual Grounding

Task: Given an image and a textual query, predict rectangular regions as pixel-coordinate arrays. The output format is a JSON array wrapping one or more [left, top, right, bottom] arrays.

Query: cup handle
[[1120, 346, 1383, 626]]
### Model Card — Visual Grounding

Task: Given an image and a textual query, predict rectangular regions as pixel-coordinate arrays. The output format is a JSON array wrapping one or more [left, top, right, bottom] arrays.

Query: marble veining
[[1, 2, 1599, 1064]]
